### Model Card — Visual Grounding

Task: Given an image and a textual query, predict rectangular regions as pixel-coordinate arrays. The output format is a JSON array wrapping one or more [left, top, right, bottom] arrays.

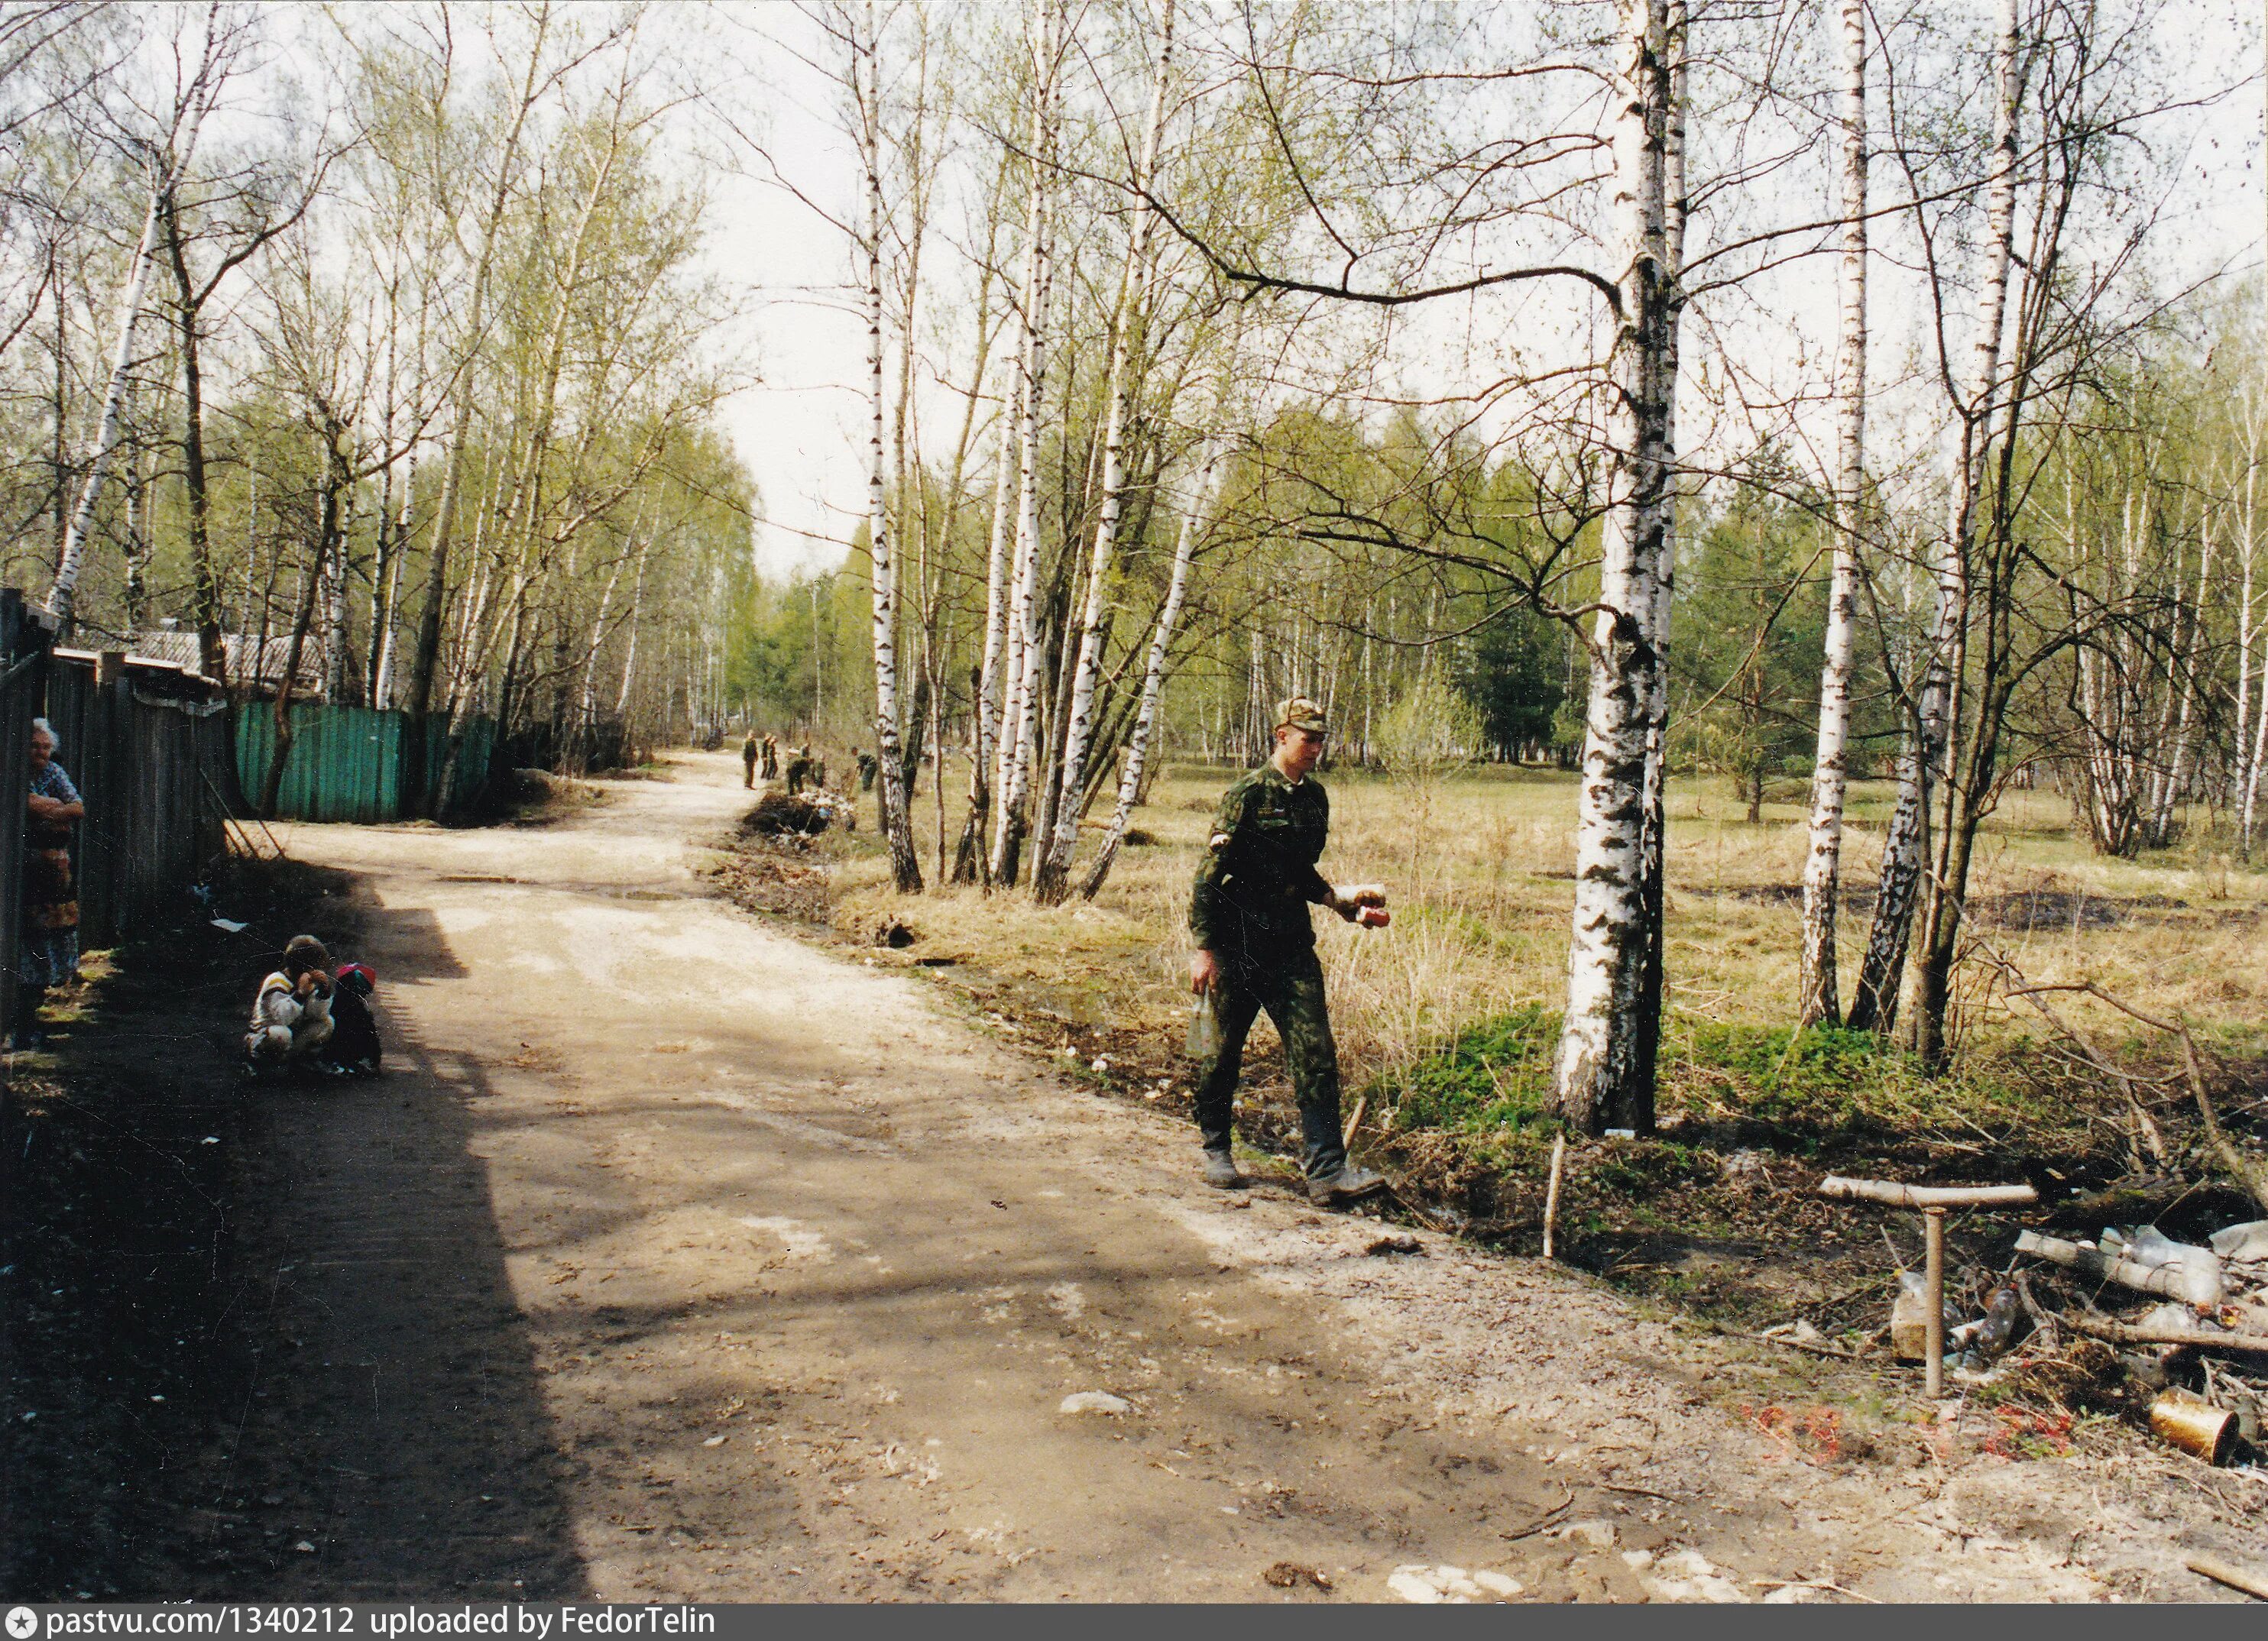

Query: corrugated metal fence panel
[[427, 714, 495, 814], [235, 704, 492, 821]]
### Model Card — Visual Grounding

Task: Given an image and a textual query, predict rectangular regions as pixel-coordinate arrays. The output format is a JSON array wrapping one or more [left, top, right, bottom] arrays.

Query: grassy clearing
[[727, 749, 2266, 1336]]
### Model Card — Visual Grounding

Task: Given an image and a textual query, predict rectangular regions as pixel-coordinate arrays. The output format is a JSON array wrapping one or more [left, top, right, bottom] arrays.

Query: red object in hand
[[1356, 906, 1390, 929]]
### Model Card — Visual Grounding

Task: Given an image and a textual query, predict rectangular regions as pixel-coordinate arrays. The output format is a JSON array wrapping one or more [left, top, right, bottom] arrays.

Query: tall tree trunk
[[161, 180, 223, 681], [1035, 0, 1176, 905], [954, 433, 1018, 882], [1905, 0, 2021, 1069], [990, 0, 1061, 887], [1552, 0, 1676, 1137], [857, 0, 922, 891], [1082, 435, 1220, 900], [1632, 0, 1687, 1099], [1852, 0, 2018, 1043], [404, 5, 552, 809], [1797, 0, 1868, 1028], [49, 39, 216, 630]]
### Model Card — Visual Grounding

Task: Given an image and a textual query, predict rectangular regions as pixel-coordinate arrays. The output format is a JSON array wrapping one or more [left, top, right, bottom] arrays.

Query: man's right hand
[[1190, 949, 1222, 995]]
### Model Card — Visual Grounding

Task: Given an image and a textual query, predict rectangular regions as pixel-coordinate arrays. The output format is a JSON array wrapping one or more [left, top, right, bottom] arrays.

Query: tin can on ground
[[2150, 1387, 2235, 1465]]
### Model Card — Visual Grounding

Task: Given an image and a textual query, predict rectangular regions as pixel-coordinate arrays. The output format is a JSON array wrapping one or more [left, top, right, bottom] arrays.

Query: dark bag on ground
[[325, 963, 383, 1073]]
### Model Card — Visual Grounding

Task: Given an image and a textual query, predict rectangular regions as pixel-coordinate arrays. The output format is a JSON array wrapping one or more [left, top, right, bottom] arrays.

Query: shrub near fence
[[234, 704, 495, 822]]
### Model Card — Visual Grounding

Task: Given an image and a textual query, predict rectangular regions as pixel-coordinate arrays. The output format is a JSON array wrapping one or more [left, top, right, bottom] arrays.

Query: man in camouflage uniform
[[1188, 696, 1388, 1206]]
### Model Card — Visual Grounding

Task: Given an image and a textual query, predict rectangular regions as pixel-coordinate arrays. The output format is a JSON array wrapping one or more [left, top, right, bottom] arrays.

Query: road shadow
[[0, 856, 586, 1599]]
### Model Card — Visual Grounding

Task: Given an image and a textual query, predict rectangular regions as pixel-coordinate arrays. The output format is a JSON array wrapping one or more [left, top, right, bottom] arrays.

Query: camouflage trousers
[[1192, 945, 1346, 1179]]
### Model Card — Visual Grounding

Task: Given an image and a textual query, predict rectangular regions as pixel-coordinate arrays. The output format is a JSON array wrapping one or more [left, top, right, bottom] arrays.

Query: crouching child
[[245, 934, 335, 1073]]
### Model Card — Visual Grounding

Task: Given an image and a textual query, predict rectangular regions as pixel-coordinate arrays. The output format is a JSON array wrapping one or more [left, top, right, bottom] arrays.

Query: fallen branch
[[2186, 1553, 2268, 1602], [2008, 981, 2268, 1214], [1747, 1329, 1865, 1361], [2014, 1230, 2218, 1306], [1818, 1175, 2038, 1209], [2035, 1301, 2268, 1357]]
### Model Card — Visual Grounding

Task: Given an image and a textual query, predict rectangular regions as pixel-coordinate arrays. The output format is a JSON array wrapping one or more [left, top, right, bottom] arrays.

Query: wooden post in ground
[[1542, 1134, 1568, 1261]]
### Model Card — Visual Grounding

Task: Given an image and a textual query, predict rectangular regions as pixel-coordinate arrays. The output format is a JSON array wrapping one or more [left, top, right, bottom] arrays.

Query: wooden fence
[[44, 647, 235, 948], [0, 592, 43, 1035]]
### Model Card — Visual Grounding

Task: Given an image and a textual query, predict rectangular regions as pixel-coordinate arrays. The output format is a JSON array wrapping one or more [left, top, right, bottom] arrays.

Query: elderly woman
[[18, 717, 83, 1048]]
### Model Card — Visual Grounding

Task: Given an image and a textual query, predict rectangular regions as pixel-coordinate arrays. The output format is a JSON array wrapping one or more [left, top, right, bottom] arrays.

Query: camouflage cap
[[1275, 695, 1329, 735]]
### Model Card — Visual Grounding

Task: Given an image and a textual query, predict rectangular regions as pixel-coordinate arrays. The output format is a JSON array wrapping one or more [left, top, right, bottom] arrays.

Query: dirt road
[[206, 755, 2252, 1602]]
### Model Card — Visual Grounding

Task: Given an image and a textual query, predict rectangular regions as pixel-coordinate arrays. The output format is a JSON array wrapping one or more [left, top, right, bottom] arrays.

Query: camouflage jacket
[[1190, 763, 1333, 956]]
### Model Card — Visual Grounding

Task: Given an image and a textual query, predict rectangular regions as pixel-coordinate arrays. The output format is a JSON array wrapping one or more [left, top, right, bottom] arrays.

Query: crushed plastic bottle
[[1976, 1284, 2023, 1358], [1891, 1270, 1946, 1361], [1184, 992, 1224, 1063]]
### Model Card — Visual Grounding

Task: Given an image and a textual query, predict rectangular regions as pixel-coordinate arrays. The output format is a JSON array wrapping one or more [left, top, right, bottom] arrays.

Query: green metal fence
[[235, 704, 494, 821]]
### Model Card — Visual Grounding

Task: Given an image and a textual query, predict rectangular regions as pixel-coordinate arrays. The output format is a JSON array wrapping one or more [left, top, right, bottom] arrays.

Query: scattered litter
[[1262, 1562, 1333, 1592], [1891, 1272, 1946, 1361], [1641, 1548, 1748, 1604], [209, 918, 248, 934], [2208, 1222, 2268, 1265], [1556, 1518, 1617, 1549], [293, 1541, 315, 1554], [702, 1435, 727, 1448], [1058, 1391, 1131, 1416], [201, 1136, 219, 1146], [1387, 1565, 1521, 1604], [1090, 1056, 1110, 1073], [2151, 1387, 2236, 1465]]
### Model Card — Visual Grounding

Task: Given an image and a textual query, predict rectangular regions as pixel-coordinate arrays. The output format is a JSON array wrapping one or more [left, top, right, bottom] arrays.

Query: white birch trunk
[[1553, 0, 1673, 1136], [988, 0, 1061, 885], [855, 0, 922, 892], [1035, 0, 1176, 905], [1798, 0, 1868, 1028], [49, 40, 217, 626], [1851, 0, 2018, 1035], [1081, 434, 1223, 901]]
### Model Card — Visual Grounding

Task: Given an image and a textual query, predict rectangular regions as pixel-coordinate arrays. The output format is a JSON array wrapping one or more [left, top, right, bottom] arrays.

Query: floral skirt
[[23, 846, 79, 987]]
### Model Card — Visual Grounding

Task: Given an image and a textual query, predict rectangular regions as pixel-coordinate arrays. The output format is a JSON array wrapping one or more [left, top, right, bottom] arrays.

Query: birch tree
[[47, 2, 232, 630], [851, 0, 924, 891], [1550, 0, 1678, 1135], [1796, 0, 1868, 1028], [1032, 0, 1177, 905]]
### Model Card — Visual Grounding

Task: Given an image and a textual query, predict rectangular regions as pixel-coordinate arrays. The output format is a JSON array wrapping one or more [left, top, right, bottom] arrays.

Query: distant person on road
[[856, 749, 877, 792], [742, 730, 760, 788], [16, 717, 83, 1049], [761, 734, 779, 780], [785, 744, 812, 795], [1187, 696, 1389, 1206], [245, 934, 335, 1073]]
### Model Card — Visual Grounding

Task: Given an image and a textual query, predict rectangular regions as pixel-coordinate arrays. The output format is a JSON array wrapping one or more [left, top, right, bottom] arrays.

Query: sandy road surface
[[223, 755, 2252, 1602]]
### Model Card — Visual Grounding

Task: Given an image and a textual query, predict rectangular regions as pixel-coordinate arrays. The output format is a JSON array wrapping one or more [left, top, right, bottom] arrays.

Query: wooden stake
[[2187, 1554, 2268, 1602], [1542, 1134, 1568, 1261], [1923, 1206, 1946, 1399], [1341, 1094, 1367, 1153]]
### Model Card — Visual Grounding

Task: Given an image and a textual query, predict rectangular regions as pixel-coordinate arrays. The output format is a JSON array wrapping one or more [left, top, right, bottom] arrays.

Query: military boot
[[1200, 1148, 1246, 1189], [1307, 1161, 1387, 1207]]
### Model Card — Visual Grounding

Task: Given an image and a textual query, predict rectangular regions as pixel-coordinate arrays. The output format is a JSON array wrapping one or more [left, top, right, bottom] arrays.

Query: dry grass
[[827, 755, 2268, 1093]]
